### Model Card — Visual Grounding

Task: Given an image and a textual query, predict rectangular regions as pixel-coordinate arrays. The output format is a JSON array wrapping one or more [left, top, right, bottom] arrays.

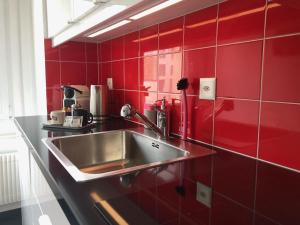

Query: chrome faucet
[[120, 99, 169, 139]]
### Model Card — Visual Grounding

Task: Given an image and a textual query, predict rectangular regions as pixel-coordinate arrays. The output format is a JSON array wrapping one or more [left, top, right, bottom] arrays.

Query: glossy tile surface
[[140, 56, 157, 92], [44, 39, 59, 61], [111, 60, 124, 89], [140, 25, 158, 57], [45, 61, 60, 87], [124, 58, 139, 90], [259, 102, 300, 171], [158, 53, 182, 94], [159, 17, 183, 54], [101, 40, 111, 62], [46, 88, 62, 112], [111, 37, 124, 60], [184, 48, 215, 95], [85, 43, 97, 62], [61, 62, 86, 85], [217, 41, 262, 99], [109, 90, 124, 116], [100, 62, 111, 85], [262, 36, 300, 103], [214, 99, 259, 157], [60, 41, 85, 62], [186, 96, 214, 144], [184, 5, 217, 49], [266, 0, 300, 37], [218, 0, 265, 44], [86, 63, 98, 86], [124, 31, 139, 58], [139, 91, 157, 113]]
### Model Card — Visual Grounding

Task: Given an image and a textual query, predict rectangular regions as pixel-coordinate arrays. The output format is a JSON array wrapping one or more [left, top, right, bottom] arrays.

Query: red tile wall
[[95, 0, 300, 172], [44, 39, 98, 112], [45, 1, 300, 224]]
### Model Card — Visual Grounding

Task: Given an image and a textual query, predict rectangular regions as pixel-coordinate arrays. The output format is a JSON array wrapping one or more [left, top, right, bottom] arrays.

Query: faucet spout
[[120, 104, 165, 139]]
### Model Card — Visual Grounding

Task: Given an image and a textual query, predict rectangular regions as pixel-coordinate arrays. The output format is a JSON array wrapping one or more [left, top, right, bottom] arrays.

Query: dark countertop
[[14, 115, 214, 225]]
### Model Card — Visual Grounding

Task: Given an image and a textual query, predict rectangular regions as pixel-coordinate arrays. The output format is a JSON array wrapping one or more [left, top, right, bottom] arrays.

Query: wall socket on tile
[[107, 78, 113, 90], [196, 181, 212, 208], [199, 78, 216, 100]]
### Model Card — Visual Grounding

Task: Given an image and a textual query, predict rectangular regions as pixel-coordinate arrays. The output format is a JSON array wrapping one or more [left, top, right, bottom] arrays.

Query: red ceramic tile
[[211, 193, 253, 225], [86, 63, 98, 86], [186, 96, 214, 144], [213, 150, 256, 208], [61, 62, 86, 85], [124, 91, 139, 112], [262, 36, 300, 103], [111, 60, 124, 89], [140, 56, 157, 92], [140, 25, 158, 57], [158, 52, 182, 94], [184, 156, 212, 186], [159, 17, 183, 54], [44, 39, 59, 61], [158, 94, 181, 135], [266, 0, 300, 37], [45, 61, 60, 88], [255, 161, 300, 225], [100, 62, 111, 85], [124, 31, 139, 58], [124, 58, 139, 90], [184, 5, 217, 49], [259, 102, 300, 170], [97, 43, 101, 62], [86, 42, 97, 62], [60, 41, 85, 61], [217, 41, 262, 99], [140, 92, 157, 113], [218, 0, 265, 44], [180, 180, 210, 225], [46, 88, 62, 113], [111, 36, 124, 60], [213, 99, 259, 157], [100, 40, 111, 62], [109, 90, 124, 115], [184, 47, 215, 95]]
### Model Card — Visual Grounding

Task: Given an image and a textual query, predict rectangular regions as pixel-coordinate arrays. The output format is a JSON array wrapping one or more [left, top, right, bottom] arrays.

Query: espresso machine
[[61, 85, 90, 111]]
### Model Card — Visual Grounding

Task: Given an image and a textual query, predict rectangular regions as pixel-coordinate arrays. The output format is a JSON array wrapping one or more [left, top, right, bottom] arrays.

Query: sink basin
[[43, 130, 213, 182]]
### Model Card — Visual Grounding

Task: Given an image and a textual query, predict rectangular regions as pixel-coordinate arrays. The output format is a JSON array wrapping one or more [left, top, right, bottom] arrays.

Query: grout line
[[184, 44, 217, 52], [217, 38, 264, 47], [252, 1, 268, 223], [216, 96, 260, 102], [262, 100, 300, 105], [265, 31, 300, 40], [209, 3, 220, 225], [84, 42, 87, 86]]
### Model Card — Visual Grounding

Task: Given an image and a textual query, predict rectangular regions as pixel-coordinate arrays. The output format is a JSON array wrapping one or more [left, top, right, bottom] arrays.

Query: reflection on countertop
[[13, 116, 300, 225]]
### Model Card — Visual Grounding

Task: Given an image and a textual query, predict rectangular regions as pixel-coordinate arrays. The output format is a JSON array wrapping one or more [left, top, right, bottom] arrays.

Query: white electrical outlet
[[196, 181, 212, 208], [107, 78, 113, 90], [199, 78, 216, 100]]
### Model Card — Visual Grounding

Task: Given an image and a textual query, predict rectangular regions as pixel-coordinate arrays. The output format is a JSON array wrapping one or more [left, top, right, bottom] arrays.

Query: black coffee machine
[[61, 85, 90, 111]]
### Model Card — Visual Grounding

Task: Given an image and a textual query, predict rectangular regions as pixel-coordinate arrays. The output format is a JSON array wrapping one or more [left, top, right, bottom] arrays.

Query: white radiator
[[0, 152, 21, 206]]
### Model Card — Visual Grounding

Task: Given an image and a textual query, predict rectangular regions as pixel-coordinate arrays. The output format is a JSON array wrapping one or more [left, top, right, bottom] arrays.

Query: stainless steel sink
[[43, 129, 213, 182]]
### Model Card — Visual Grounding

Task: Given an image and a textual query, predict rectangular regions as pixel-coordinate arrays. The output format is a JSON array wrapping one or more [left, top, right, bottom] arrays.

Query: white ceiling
[[71, 0, 222, 43]]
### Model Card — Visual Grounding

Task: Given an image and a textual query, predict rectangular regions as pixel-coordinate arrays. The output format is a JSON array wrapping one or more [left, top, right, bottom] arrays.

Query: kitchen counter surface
[[14, 115, 214, 225]]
